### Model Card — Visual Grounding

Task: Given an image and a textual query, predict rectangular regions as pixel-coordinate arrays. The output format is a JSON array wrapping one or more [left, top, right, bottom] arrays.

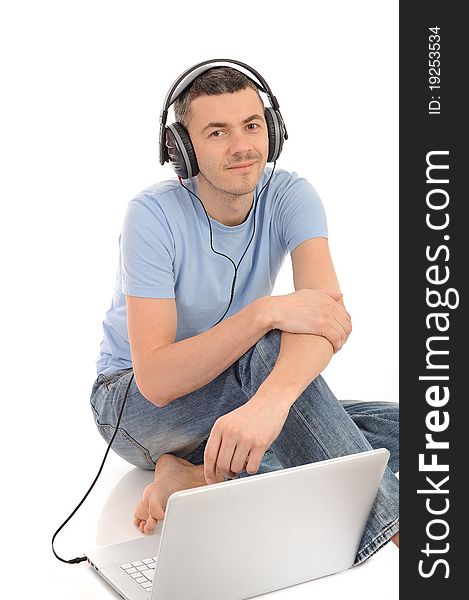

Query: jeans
[[90, 329, 399, 565]]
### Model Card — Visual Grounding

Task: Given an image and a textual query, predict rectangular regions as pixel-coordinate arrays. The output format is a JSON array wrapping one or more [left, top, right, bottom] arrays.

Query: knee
[[377, 401, 400, 421], [254, 329, 282, 369], [236, 329, 282, 397]]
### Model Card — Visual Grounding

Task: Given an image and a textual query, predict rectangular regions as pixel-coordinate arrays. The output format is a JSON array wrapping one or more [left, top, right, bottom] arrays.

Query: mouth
[[227, 161, 257, 171]]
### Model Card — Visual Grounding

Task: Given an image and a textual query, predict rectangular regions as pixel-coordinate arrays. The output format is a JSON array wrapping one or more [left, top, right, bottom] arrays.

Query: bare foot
[[391, 532, 399, 547], [133, 454, 224, 534]]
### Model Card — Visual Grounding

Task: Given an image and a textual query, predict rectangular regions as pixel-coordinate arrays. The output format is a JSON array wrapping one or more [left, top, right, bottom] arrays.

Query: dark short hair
[[174, 67, 263, 127]]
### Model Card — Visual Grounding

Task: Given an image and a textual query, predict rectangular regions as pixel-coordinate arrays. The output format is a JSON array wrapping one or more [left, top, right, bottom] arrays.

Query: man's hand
[[203, 395, 290, 484], [270, 289, 352, 353]]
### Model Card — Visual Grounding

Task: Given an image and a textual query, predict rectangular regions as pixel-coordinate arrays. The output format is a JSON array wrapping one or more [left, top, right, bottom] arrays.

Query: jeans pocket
[[98, 368, 133, 390]]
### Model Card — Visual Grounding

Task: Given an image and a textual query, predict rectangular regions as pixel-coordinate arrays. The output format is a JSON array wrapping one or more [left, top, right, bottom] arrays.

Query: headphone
[[158, 58, 288, 179]]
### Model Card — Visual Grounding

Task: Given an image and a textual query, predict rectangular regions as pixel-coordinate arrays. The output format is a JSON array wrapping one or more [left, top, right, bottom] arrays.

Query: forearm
[[254, 331, 334, 409], [140, 297, 272, 406]]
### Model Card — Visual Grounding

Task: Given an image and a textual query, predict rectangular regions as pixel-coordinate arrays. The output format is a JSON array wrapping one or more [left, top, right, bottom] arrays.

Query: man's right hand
[[267, 289, 352, 352]]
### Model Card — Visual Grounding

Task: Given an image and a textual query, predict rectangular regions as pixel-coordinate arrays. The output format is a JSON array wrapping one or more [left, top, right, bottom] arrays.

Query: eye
[[210, 130, 226, 138], [246, 122, 261, 131]]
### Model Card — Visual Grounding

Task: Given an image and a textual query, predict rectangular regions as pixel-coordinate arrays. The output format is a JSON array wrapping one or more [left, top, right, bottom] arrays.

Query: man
[[90, 61, 399, 564]]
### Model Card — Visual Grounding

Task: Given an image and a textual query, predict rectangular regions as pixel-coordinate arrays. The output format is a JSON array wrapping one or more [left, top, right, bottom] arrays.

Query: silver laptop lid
[[152, 448, 389, 600]]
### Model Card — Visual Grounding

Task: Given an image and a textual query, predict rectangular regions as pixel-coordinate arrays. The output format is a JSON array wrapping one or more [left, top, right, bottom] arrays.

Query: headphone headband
[[159, 58, 288, 167], [162, 58, 280, 113]]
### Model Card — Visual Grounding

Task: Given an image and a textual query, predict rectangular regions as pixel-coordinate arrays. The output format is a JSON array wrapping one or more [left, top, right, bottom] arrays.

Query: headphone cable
[[178, 162, 276, 325], [51, 164, 276, 564], [51, 372, 134, 564]]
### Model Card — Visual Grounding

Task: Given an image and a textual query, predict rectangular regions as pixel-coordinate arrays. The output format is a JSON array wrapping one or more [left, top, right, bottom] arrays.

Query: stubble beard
[[199, 157, 266, 200]]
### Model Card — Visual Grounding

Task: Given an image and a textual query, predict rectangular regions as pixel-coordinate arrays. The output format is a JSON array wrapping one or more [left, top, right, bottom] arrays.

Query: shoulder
[[122, 178, 190, 230], [260, 167, 320, 198], [121, 178, 185, 247], [128, 178, 183, 212], [259, 167, 323, 211]]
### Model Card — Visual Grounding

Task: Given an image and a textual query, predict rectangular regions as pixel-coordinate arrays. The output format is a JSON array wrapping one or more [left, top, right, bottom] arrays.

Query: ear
[[165, 122, 199, 179]]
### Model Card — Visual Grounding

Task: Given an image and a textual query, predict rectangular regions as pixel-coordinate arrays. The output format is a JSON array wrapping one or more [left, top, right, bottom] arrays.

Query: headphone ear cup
[[165, 122, 199, 179], [264, 107, 285, 163]]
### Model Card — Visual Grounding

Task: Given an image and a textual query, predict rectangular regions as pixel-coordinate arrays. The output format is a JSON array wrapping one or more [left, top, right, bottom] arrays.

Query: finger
[[322, 289, 343, 301], [230, 442, 251, 475], [330, 298, 350, 322], [333, 315, 351, 340], [336, 305, 352, 322], [337, 315, 352, 345], [325, 311, 351, 348], [337, 319, 352, 343], [216, 436, 238, 479], [320, 324, 343, 353], [204, 428, 222, 484], [335, 302, 352, 324], [245, 446, 265, 476]]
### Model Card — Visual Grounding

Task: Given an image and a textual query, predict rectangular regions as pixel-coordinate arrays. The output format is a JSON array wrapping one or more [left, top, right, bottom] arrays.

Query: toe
[[149, 497, 165, 521], [144, 516, 157, 534], [134, 498, 149, 521]]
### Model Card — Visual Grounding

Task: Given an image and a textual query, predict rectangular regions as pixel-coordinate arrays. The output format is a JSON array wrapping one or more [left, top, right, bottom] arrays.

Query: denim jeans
[[90, 329, 399, 565]]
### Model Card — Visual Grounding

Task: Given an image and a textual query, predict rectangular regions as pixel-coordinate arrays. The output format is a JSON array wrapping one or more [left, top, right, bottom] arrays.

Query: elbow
[[147, 393, 169, 409], [134, 371, 169, 408], [142, 387, 169, 408]]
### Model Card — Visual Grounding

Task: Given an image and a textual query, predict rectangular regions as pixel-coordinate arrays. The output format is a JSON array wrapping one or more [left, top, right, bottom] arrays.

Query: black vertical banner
[[400, 2, 466, 597]]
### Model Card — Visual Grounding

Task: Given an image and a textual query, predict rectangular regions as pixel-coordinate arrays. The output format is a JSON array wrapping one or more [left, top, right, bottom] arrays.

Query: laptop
[[87, 448, 389, 599]]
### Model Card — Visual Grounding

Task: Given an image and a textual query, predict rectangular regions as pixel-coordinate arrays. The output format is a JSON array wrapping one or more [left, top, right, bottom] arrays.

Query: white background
[[0, 1, 398, 597]]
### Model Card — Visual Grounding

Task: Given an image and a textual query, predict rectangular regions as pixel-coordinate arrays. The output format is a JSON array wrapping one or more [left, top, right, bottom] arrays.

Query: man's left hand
[[203, 395, 290, 484]]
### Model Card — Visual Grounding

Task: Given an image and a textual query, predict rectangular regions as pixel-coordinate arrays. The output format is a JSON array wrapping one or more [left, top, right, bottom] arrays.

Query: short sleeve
[[276, 172, 328, 253], [120, 197, 176, 298]]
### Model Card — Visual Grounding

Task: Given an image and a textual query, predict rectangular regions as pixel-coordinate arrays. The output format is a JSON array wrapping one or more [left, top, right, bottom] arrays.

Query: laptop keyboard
[[120, 557, 158, 592]]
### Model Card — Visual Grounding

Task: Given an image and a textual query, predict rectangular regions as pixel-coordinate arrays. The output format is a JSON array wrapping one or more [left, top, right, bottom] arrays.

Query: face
[[186, 88, 269, 198]]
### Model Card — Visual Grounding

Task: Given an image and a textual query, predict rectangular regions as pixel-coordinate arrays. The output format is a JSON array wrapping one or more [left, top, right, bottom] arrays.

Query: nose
[[228, 127, 252, 156]]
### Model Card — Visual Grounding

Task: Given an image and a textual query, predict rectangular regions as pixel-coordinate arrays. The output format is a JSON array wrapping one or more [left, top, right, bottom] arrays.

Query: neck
[[195, 177, 255, 227]]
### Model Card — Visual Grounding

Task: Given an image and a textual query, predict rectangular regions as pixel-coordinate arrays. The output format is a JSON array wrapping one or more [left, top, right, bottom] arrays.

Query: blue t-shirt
[[96, 167, 328, 376]]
